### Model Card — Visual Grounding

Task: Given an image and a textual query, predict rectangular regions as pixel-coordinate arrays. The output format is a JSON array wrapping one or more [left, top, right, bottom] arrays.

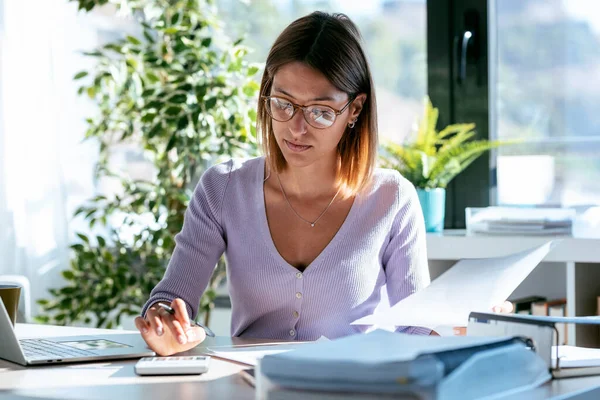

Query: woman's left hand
[[492, 301, 514, 314]]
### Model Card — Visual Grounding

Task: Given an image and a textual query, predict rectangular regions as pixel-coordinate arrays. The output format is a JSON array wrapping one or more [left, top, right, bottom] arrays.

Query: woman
[[135, 11, 507, 356]]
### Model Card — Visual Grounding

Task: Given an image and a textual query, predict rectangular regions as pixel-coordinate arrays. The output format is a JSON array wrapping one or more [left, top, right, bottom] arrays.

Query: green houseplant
[[36, 0, 260, 328], [380, 97, 510, 232]]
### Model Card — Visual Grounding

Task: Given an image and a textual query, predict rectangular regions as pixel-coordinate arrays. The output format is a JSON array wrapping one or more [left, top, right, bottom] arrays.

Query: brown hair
[[257, 11, 378, 197]]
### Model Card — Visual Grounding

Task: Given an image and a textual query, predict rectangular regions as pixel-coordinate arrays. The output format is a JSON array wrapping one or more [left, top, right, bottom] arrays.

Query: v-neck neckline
[[255, 157, 358, 275]]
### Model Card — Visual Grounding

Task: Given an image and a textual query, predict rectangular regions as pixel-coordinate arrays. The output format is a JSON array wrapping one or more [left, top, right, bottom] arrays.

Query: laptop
[[0, 299, 155, 366]]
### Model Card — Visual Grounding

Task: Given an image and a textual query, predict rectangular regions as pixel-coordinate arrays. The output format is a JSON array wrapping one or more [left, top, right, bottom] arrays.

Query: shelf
[[426, 231, 600, 263], [426, 231, 600, 346]]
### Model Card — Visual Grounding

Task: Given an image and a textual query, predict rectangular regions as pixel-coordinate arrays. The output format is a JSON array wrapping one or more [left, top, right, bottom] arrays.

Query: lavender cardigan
[[142, 157, 431, 340]]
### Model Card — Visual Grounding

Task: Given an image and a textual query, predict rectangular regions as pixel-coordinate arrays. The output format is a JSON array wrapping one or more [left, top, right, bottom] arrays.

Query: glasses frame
[[262, 95, 355, 129]]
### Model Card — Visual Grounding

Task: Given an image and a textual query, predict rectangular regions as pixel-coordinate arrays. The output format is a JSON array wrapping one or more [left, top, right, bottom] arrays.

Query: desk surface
[[2, 324, 600, 400], [426, 231, 600, 263], [0, 324, 273, 400]]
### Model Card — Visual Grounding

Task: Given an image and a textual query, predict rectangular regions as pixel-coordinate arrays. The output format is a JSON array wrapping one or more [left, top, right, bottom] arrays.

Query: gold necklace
[[275, 172, 341, 228]]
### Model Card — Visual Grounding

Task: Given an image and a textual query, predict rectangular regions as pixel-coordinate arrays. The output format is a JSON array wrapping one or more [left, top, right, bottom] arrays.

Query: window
[[217, 0, 427, 143], [493, 0, 600, 207], [429, 0, 600, 228], [32, 0, 600, 230]]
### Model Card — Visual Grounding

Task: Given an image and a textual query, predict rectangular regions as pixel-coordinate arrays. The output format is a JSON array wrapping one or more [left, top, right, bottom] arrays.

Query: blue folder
[[260, 330, 550, 399]]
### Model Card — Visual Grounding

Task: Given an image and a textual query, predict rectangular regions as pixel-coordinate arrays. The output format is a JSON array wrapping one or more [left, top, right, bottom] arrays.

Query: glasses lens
[[305, 105, 336, 128], [267, 97, 294, 122]]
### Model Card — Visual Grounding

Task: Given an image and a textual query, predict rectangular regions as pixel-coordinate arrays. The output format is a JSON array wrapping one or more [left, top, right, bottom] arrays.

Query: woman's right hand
[[134, 298, 207, 356]]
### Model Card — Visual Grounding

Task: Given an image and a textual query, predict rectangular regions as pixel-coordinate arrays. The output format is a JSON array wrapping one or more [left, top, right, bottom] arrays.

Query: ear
[[347, 93, 367, 123]]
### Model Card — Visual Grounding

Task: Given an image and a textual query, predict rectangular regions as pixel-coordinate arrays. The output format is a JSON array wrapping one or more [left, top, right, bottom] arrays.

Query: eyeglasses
[[262, 95, 355, 129]]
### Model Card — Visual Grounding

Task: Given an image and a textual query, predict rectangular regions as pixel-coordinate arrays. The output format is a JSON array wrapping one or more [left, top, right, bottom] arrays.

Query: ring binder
[[468, 312, 600, 378], [256, 330, 551, 399]]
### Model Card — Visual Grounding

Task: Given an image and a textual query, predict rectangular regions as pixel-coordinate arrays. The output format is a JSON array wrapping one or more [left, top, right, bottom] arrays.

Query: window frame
[[427, 0, 492, 229]]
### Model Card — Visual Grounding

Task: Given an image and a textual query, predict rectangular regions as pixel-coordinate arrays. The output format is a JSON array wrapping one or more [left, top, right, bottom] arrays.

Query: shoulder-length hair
[[257, 11, 378, 197]]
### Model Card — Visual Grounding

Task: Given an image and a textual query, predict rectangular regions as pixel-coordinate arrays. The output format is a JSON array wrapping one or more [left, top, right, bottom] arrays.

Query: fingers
[[186, 326, 206, 343], [162, 313, 188, 345], [135, 316, 164, 352], [160, 317, 205, 345], [171, 298, 203, 344], [146, 306, 165, 336], [171, 298, 191, 330], [134, 300, 206, 356], [163, 299, 192, 345], [134, 316, 149, 335], [492, 301, 514, 314], [502, 300, 514, 313]]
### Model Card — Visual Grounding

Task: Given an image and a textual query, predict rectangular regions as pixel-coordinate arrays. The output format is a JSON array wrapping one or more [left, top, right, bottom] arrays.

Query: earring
[[348, 119, 357, 129]]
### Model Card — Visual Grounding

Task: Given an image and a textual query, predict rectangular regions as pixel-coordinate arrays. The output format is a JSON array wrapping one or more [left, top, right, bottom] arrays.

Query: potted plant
[[36, 0, 260, 328], [380, 97, 511, 233]]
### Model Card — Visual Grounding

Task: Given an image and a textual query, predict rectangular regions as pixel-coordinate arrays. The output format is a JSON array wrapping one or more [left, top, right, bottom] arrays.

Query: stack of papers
[[205, 337, 329, 366], [466, 207, 575, 236], [207, 344, 308, 366], [554, 345, 600, 369], [552, 345, 600, 378]]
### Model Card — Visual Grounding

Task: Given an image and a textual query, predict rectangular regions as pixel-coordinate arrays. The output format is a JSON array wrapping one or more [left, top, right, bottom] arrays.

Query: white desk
[[2, 324, 600, 399], [0, 324, 262, 399], [426, 230, 600, 263]]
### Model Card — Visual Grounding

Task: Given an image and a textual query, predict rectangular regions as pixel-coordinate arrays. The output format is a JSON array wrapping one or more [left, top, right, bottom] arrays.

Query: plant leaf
[[74, 71, 88, 80], [126, 35, 141, 46]]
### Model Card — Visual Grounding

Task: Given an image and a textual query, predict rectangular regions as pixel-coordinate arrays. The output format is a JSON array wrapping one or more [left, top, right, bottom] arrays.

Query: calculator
[[134, 356, 211, 375]]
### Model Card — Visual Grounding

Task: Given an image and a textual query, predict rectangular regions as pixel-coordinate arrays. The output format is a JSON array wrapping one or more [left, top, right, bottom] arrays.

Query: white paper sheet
[[352, 241, 556, 329], [553, 345, 600, 368], [206, 338, 329, 366], [208, 348, 292, 366]]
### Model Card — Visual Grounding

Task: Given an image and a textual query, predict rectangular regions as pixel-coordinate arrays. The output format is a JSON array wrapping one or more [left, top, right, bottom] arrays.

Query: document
[[207, 338, 329, 366], [551, 345, 600, 378], [209, 347, 293, 366], [352, 241, 556, 329], [206, 342, 309, 366], [553, 345, 600, 368]]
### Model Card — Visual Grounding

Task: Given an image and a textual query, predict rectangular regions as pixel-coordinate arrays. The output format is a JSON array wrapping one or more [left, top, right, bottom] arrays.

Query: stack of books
[[465, 207, 575, 236], [512, 295, 547, 315], [512, 296, 568, 345]]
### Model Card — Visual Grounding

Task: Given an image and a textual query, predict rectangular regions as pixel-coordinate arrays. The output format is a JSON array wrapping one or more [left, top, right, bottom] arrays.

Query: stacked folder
[[468, 312, 600, 379], [465, 207, 574, 236], [257, 330, 550, 400]]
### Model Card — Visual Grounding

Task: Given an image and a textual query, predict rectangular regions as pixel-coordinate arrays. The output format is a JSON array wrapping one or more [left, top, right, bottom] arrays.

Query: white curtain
[[0, 0, 102, 318]]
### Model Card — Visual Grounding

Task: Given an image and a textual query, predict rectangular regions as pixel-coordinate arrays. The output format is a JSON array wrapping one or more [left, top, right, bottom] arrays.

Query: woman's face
[[269, 62, 363, 169]]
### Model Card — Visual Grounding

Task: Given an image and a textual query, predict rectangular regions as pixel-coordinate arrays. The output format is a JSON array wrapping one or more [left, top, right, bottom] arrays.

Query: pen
[[157, 303, 216, 337]]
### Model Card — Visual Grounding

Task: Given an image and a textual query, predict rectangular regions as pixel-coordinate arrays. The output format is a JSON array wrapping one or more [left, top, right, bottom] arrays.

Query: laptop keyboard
[[20, 339, 97, 360]]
